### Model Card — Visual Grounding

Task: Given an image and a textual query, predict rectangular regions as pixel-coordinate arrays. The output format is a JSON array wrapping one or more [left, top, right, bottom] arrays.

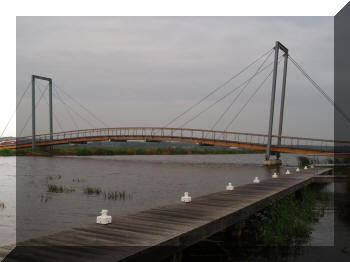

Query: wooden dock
[[4, 168, 332, 262]]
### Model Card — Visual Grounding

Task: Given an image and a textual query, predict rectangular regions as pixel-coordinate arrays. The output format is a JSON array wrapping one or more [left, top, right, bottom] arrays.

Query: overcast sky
[[13, 16, 334, 139]]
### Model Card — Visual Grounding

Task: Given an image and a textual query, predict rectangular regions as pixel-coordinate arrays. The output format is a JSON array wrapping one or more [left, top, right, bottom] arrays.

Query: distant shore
[[0, 146, 264, 157]]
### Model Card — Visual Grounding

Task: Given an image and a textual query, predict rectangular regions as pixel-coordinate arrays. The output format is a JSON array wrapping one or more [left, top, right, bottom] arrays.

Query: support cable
[[179, 58, 276, 128], [1, 81, 31, 137], [52, 87, 96, 129], [53, 83, 108, 128], [36, 84, 64, 132], [18, 85, 48, 137], [211, 50, 274, 130], [224, 68, 275, 131], [289, 55, 350, 126], [49, 84, 79, 130], [164, 48, 274, 127]]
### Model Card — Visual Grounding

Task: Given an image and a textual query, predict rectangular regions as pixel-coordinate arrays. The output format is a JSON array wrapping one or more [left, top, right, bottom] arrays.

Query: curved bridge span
[[1, 127, 345, 156]]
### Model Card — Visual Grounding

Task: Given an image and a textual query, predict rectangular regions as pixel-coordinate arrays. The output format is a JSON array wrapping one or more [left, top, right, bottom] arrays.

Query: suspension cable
[[18, 84, 48, 137], [224, 68, 275, 131], [53, 83, 108, 128], [211, 50, 274, 130], [36, 84, 64, 132], [53, 87, 96, 129], [179, 58, 276, 128], [289, 55, 350, 125], [1, 80, 31, 137], [164, 48, 274, 127], [50, 84, 79, 130]]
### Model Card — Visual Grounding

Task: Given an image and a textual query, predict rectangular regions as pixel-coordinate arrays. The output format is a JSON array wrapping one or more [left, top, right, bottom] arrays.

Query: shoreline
[[0, 146, 264, 157]]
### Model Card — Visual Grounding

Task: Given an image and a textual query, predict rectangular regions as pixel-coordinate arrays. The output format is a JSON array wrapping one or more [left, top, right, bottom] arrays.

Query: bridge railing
[[9, 127, 347, 153]]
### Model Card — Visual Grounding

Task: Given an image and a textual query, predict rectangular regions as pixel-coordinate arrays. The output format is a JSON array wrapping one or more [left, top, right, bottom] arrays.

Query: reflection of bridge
[[3, 127, 346, 157], [2, 41, 350, 164]]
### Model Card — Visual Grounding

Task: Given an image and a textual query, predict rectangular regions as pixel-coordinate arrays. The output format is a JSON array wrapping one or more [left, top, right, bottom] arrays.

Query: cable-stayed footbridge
[[1, 41, 349, 164]]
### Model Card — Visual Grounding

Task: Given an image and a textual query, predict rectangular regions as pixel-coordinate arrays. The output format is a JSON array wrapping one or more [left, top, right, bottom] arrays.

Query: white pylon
[[226, 182, 234, 190], [96, 209, 112, 225], [181, 192, 192, 203]]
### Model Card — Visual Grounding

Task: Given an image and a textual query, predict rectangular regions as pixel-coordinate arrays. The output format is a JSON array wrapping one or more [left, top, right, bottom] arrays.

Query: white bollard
[[253, 177, 260, 183], [285, 169, 291, 175], [272, 172, 278, 178], [304, 166, 308, 170], [96, 209, 112, 225], [226, 182, 234, 190], [296, 167, 300, 172], [181, 192, 192, 203]]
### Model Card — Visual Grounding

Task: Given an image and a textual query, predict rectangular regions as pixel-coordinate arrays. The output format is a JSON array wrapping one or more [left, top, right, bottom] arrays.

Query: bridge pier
[[31, 75, 53, 151], [263, 159, 282, 166], [265, 41, 288, 165]]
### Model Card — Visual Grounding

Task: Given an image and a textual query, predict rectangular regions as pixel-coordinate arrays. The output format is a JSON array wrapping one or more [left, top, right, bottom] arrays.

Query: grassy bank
[[183, 185, 327, 261], [244, 186, 323, 245], [0, 146, 263, 156], [0, 148, 16, 156]]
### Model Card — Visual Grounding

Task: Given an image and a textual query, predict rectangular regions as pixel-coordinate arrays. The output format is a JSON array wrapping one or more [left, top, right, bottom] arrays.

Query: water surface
[[0, 153, 330, 246]]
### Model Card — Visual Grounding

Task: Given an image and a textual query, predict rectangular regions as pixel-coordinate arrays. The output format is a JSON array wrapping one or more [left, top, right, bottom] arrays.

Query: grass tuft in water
[[103, 191, 130, 200], [83, 187, 102, 195], [47, 184, 75, 193], [0, 202, 5, 209], [40, 194, 52, 203], [47, 175, 62, 181]]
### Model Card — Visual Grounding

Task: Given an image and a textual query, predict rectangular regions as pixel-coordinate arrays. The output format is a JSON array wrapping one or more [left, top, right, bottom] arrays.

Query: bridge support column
[[49, 79, 53, 143], [263, 159, 282, 166], [31, 75, 53, 151], [31, 76, 36, 151], [265, 42, 279, 163], [276, 52, 289, 160], [49, 79, 53, 151], [265, 41, 288, 166]]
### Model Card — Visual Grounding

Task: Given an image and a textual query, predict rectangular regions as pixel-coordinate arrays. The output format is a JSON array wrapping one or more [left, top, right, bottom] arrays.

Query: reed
[[245, 186, 322, 245], [103, 191, 129, 200], [83, 187, 102, 195], [47, 184, 75, 193]]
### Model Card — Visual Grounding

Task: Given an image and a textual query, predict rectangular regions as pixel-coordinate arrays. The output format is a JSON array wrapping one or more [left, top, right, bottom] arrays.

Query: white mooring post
[[304, 166, 308, 170], [253, 177, 260, 183], [296, 167, 300, 172], [226, 182, 234, 190], [272, 172, 278, 178], [285, 169, 291, 175], [96, 209, 112, 225], [181, 192, 192, 203]]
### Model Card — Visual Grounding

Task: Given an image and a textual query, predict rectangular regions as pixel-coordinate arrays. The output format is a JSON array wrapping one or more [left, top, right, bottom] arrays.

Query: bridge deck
[[6, 168, 332, 262], [1, 127, 343, 156]]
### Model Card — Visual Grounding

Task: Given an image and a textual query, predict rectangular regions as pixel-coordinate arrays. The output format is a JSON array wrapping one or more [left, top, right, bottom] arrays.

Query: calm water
[[0, 153, 338, 250], [0, 157, 15, 246]]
